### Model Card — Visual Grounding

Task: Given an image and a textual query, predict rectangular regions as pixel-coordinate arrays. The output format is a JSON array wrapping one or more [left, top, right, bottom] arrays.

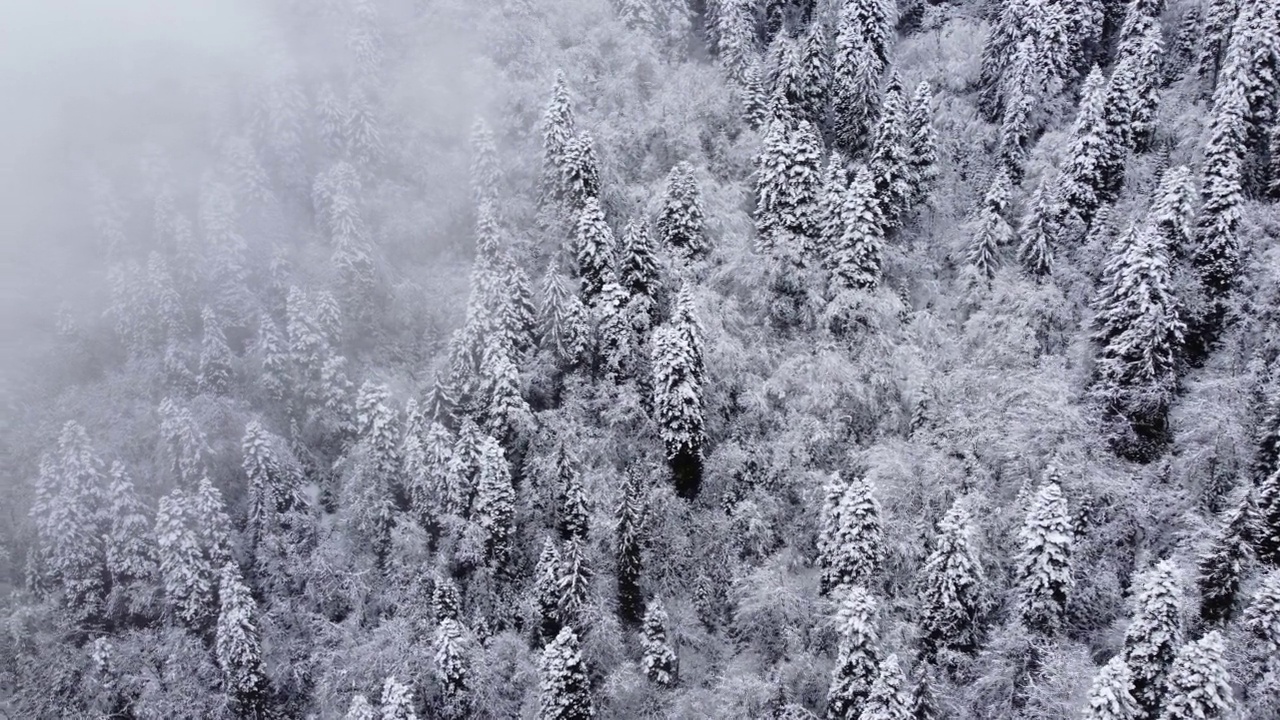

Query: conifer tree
[[540, 264, 589, 366], [501, 262, 539, 359], [481, 336, 533, 447], [978, 0, 1030, 120], [1149, 167, 1197, 259], [651, 287, 706, 498], [1016, 480, 1074, 633], [968, 172, 1013, 281], [1257, 469, 1280, 565], [575, 196, 616, 301], [535, 538, 564, 642], [558, 536, 593, 631], [869, 76, 913, 230], [1091, 225, 1185, 457], [435, 617, 470, 719], [797, 24, 831, 125], [616, 469, 647, 625], [1197, 487, 1256, 623], [30, 421, 107, 616], [817, 150, 849, 262], [1018, 178, 1057, 278], [542, 71, 577, 202], [562, 132, 601, 208], [1253, 381, 1280, 484], [1123, 560, 1184, 719], [104, 462, 154, 594], [996, 76, 1036, 183], [756, 117, 823, 250], [215, 563, 268, 718], [1115, 25, 1165, 153], [918, 503, 983, 657], [259, 316, 291, 403], [1244, 569, 1280, 652], [470, 117, 502, 208], [155, 488, 213, 628], [539, 627, 594, 720], [474, 435, 515, 572], [905, 81, 938, 209], [618, 219, 658, 315], [860, 654, 910, 720], [380, 676, 417, 720], [1194, 81, 1247, 301], [556, 445, 590, 542], [594, 280, 635, 379], [818, 472, 884, 595], [616, 0, 656, 32], [715, 0, 756, 82], [742, 62, 770, 128], [832, 10, 883, 154], [1058, 67, 1114, 229], [195, 476, 233, 568], [830, 166, 884, 292], [1082, 655, 1140, 720], [640, 598, 678, 687], [199, 307, 233, 395], [657, 162, 706, 259], [243, 419, 303, 549], [1198, 0, 1238, 83], [1159, 631, 1233, 720], [827, 585, 881, 720]]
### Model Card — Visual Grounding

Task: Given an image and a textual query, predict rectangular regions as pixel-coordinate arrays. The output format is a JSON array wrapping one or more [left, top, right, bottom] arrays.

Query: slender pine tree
[[918, 503, 984, 657], [1159, 631, 1233, 720], [1016, 480, 1074, 634], [827, 585, 881, 720], [640, 598, 678, 687], [1123, 560, 1183, 719], [539, 627, 595, 720]]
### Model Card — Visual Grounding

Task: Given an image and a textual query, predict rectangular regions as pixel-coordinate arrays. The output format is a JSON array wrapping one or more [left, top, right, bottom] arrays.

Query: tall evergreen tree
[[657, 162, 707, 259], [1018, 177, 1057, 278], [1197, 487, 1256, 623], [714, 0, 756, 82], [155, 488, 214, 628], [542, 71, 577, 202], [1123, 560, 1184, 719], [380, 676, 417, 720], [640, 598, 678, 687], [755, 117, 823, 250], [868, 76, 913, 230], [651, 287, 706, 498], [1257, 469, 1280, 565], [535, 538, 564, 642], [818, 472, 884, 595], [575, 196, 617, 301], [215, 563, 268, 718], [104, 462, 154, 599], [1059, 67, 1117, 230], [198, 307, 233, 395], [832, 7, 883, 154], [830, 166, 884, 292], [562, 132, 601, 208], [967, 172, 1014, 281], [918, 503, 983, 657], [1016, 480, 1074, 633], [539, 627, 595, 720], [435, 617, 471, 719], [1159, 631, 1233, 720], [1091, 224, 1185, 458], [470, 117, 502, 208], [473, 435, 515, 572], [1149, 166, 1197, 259], [1244, 569, 1280, 653], [827, 585, 881, 720], [905, 81, 938, 210], [616, 469, 647, 625], [539, 264, 589, 367], [1198, 0, 1238, 83], [860, 654, 911, 720], [1193, 80, 1247, 302], [558, 536, 593, 632], [1082, 655, 1141, 720]]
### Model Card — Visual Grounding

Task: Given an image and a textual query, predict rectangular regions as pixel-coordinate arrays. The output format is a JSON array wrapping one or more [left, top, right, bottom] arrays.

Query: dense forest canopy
[[2, 0, 1280, 717]]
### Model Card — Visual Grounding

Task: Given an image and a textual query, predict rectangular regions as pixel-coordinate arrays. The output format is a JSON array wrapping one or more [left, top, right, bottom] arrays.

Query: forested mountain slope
[[2, 0, 1280, 717]]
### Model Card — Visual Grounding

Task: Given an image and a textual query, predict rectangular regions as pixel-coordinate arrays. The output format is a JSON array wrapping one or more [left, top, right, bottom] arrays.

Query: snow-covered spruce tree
[[449, 419, 485, 513], [657, 162, 706, 259], [618, 219, 658, 315], [1245, 569, 1280, 652], [501, 261, 539, 359], [346, 694, 376, 720], [104, 463, 154, 598], [480, 335, 533, 448], [1091, 224, 1185, 458], [651, 287, 706, 498], [1252, 380, 1280, 483], [1258, 469, 1280, 565], [243, 419, 302, 549], [155, 488, 213, 628], [797, 24, 831, 126], [832, 9, 883, 154], [198, 307, 232, 395], [540, 263, 589, 366], [616, 469, 647, 625], [535, 538, 564, 642], [869, 75, 913, 230], [996, 64, 1037, 184], [977, 0, 1030, 120], [1193, 79, 1247, 303], [860, 653, 910, 720], [615, 0, 656, 32], [29, 421, 108, 618], [473, 434, 515, 572], [771, 35, 807, 121], [433, 575, 462, 623], [215, 563, 268, 718], [1016, 480, 1074, 634], [967, 171, 1014, 282], [1149, 166, 1197, 259], [742, 61, 770, 128], [1159, 631, 1233, 720], [434, 617, 470, 719], [714, 0, 756, 82], [1018, 177, 1058, 278], [827, 585, 881, 720], [562, 132, 601, 208], [905, 81, 938, 210], [470, 117, 501, 209], [1113, 25, 1164, 153], [542, 71, 577, 203], [539, 627, 595, 720], [556, 445, 590, 541], [830, 165, 884, 293], [575, 196, 616, 301], [1123, 560, 1184, 719], [1058, 67, 1116, 231], [195, 476, 233, 568], [558, 535, 593, 632], [818, 472, 884, 595], [1197, 487, 1256, 623], [1198, 0, 1238, 83], [641, 598, 678, 687], [258, 316, 291, 403], [595, 280, 635, 379], [918, 503, 983, 657], [1082, 655, 1140, 720], [755, 117, 823, 251], [380, 676, 417, 720], [842, 0, 893, 67]]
